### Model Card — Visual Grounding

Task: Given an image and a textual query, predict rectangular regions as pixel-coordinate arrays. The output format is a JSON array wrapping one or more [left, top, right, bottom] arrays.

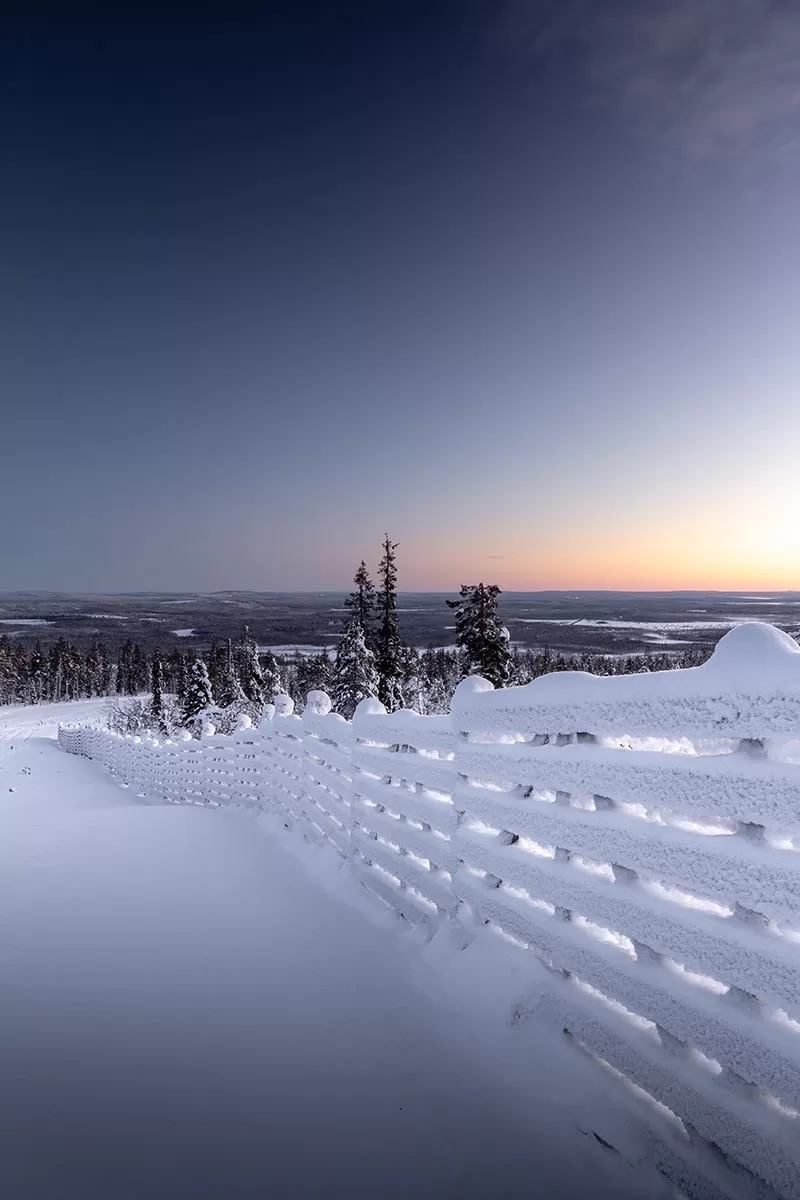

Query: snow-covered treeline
[[59, 621, 800, 1200], [0, 636, 186, 706], [0, 626, 710, 716]]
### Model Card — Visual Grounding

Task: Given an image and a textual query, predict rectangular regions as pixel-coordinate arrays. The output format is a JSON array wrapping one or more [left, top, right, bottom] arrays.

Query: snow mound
[[708, 621, 800, 686]]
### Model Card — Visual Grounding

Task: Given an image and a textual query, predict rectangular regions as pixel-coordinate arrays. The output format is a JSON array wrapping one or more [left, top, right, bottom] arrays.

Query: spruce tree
[[296, 649, 331, 702], [117, 640, 134, 695], [375, 534, 403, 711], [236, 626, 266, 714], [216, 638, 245, 708], [424, 671, 451, 714], [131, 643, 149, 693], [151, 651, 164, 718], [167, 649, 188, 701], [400, 645, 425, 713], [182, 657, 214, 724], [63, 643, 82, 700], [260, 650, 281, 703], [84, 644, 99, 697], [331, 618, 379, 718], [344, 561, 375, 638], [29, 642, 45, 704], [100, 644, 113, 694], [0, 636, 19, 705], [206, 642, 223, 701], [49, 639, 68, 701], [447, 583, 512, 688]]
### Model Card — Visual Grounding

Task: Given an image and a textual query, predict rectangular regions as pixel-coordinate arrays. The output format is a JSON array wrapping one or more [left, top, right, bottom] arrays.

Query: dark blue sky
[[3, 1, 799, 591]]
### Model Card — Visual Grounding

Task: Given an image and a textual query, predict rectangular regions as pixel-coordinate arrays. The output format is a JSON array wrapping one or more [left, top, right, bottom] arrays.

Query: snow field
[[2, 705, 662, 1199], [59, 623, 800, 1200]]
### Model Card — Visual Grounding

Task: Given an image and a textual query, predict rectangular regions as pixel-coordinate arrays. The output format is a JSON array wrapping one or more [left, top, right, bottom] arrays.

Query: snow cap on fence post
[[273, 694, 294, 716], [304, 690, 332, 716], [234, 713, 253, 731], [706, 620, 800, 689], [260, 703, 275, 726], [354, 696, 387, 719], [452, 676, 495, 703], [451, 676, 494, 739]]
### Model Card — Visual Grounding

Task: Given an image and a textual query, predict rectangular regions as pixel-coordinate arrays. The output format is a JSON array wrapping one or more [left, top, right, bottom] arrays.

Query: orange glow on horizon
[[403, 520, 800, 593]]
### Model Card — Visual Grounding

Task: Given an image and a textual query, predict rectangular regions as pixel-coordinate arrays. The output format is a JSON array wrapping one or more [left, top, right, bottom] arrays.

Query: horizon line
[[1, 588, 799, 598]]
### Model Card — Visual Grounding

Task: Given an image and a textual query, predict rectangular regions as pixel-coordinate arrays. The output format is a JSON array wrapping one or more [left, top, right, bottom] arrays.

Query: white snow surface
[[0, 696, 113, 741], [171, 627, 195, 637], [258, 643, 332, 656], [453, 621, 800, 738], [516, 619, 738, 630], [0, 702, 657, 1200], [0, 618, 52, 626]]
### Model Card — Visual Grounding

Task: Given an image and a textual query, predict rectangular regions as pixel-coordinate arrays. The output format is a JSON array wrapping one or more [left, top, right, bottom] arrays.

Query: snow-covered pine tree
[[117, 640, 133, 694], [49, 638, 69, 701], [344, 561, 375, 641], [206, 642, 223, 700], [418, 646, 449, 714], [375, 534, 403, 711], [167, 649, 188, 702], [64, 643, 83, 700], [260, 649, 281, 703], [331, 618, 379, 718], [447, 583, 512, 688], [28, 642, 45, 704], [296, 649, 331, 702], [236, 626, 264, 704], [400, 645, 425, 712], [0, 636, 21, 705], [182, 657, 214, 725], [235, 625, 274, 724], [216, 638, 245, 708], [131, 643, 149, 694], [424, 672, 451, 714], [151, 651, 164, 719], [83, 644, 99, 697], [100, 645, 113, 695]]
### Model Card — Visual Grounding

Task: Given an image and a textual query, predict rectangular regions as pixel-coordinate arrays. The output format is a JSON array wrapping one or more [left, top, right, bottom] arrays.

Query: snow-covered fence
[[59, 622, 800, 1200], [349, 702, 460, 925], [58, 721, 270, 810], [298, 692, 353, 857], [451, 622, 800, 1200]]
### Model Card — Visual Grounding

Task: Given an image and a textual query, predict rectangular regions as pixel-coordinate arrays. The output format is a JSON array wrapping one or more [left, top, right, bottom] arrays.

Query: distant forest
[[1, 543, 712, 723]]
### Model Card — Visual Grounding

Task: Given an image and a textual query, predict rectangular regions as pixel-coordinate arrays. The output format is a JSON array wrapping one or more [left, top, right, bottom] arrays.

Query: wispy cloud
[[496, 0, 800, 161]]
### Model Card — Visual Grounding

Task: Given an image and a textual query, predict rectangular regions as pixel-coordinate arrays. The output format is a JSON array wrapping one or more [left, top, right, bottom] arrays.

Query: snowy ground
[[0, 702, 659, 1199], [0, 696, 113, 743]]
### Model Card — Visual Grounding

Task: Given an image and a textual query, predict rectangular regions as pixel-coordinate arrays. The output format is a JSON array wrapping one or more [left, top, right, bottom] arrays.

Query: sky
[[2, 0, 799, 593]]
